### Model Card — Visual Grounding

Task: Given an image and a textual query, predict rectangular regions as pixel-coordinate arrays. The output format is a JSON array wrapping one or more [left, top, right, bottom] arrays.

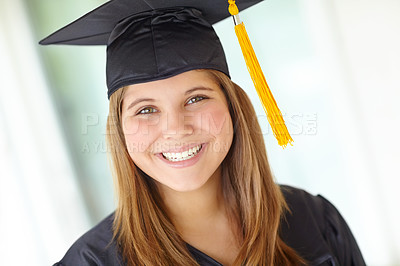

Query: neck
[[159, 167, 226, 232]]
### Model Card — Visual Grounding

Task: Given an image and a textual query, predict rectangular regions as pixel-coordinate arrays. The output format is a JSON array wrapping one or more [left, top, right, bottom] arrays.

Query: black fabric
[[279, 186, 365, 266], [53, 186, 366, 266]]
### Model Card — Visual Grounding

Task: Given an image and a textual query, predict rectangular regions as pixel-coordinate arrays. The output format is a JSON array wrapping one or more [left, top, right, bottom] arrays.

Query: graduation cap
[[40, 0, 293, 147]]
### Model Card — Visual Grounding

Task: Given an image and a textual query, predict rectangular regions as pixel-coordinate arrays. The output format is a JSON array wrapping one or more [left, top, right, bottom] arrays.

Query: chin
[[156, 174, 212, 193]]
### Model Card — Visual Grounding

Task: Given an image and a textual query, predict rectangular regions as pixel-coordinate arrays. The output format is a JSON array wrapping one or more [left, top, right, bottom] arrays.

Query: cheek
[[198, 106, 232, 135], [123, 117, 161, 154]]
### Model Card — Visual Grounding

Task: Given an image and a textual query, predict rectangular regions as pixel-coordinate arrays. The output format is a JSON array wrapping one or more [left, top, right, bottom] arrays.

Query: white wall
[[0, 0, 90, 265]]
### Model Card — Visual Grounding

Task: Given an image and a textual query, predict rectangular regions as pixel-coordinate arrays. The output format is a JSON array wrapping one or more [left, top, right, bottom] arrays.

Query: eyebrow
[[126, 87, 214, 110], [126, 98, 155, 111], [185, 86, 214, 95]]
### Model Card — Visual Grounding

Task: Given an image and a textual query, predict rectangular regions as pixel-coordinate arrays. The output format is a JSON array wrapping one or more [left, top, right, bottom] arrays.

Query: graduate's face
[[121, 70, 233, 192]]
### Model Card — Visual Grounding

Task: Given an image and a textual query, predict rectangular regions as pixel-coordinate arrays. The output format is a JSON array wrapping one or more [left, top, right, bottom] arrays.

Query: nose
[[162, 109, 194, 139]]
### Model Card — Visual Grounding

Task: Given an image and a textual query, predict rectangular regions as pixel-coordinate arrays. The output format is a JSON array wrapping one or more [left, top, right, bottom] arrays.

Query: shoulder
[[54, 213, 123, 266], [279, 185, 366, 266]]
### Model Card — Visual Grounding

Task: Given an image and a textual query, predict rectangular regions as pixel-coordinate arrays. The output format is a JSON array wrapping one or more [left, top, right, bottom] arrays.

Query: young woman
[[41, 0, 366, 265]]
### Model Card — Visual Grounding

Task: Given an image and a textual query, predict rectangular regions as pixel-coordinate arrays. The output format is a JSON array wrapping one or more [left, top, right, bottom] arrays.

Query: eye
[[186, 95, 208, 105], [137, 106, 158, 115]]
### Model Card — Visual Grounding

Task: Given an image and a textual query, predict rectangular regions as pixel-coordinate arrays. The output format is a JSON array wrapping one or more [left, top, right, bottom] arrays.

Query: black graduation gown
[[54, 186, 366, 266]]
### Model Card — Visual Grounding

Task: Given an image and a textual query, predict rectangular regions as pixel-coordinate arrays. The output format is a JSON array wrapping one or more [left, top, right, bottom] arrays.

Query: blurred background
[[0, 0, 399, 265]]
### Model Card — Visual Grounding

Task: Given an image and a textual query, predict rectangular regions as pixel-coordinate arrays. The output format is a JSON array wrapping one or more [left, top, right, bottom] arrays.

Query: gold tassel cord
[[228, 0, 293, 148], [235, 23, 293, 147]]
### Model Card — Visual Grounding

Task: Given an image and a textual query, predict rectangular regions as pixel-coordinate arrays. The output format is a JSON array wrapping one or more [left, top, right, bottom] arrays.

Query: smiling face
[[121, 70, 234, 193]]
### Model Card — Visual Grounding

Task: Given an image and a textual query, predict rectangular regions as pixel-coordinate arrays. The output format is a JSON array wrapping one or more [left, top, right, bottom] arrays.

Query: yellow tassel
[[228, 0, 293, 148]]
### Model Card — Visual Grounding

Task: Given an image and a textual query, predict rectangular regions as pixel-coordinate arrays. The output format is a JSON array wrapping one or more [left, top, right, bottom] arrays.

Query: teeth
[[162, 144, 202, 162]]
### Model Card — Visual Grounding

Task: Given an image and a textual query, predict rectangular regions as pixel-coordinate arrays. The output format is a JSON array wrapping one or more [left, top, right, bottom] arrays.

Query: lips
[[155, 143, 208, 168], [162, 144, 203, 162]]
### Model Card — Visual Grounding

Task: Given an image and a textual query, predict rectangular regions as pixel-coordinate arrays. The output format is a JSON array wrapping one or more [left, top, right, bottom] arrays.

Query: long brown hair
[[106, 69, 305, 265]]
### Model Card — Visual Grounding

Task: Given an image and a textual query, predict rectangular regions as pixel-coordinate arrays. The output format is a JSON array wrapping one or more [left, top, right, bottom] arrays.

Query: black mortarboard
[[40, 0, 262, 97], [40, 0, 294, 147]]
